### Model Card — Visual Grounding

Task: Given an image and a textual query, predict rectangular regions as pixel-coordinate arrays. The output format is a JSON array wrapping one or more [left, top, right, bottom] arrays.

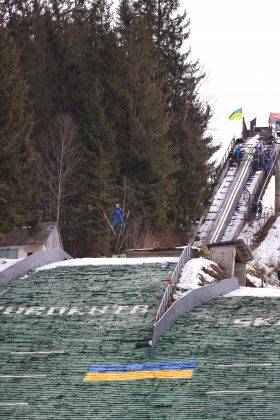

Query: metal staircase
[[193, 136, 279, 246]]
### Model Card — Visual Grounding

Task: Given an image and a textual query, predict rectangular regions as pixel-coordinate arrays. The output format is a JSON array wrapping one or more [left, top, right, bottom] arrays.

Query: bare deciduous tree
[[40, 114, 81, 225]]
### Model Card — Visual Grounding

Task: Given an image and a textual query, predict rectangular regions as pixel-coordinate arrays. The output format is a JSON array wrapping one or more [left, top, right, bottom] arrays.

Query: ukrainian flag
[[83, 360, 198, 382], [228, 108, 243, 120]]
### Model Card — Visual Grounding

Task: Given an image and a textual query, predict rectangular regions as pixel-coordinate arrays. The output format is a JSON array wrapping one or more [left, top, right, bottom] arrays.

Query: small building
[[208, 239, 253, 286], [0, 222, 63, 259], [269, 112, 280, 138]]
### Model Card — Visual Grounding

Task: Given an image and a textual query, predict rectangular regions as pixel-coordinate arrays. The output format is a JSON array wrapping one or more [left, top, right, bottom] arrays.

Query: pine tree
[[171, 101, 217, 227], [77, 78, 119, 256], [114, 0, 177, 229], [57, 0, 119, 256], [0, 26, 37, 232], [133, 0, 218, 228]]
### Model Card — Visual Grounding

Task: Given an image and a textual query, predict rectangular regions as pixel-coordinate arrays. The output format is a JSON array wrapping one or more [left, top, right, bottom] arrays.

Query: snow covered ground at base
[[253, 216, 280, 266], [36, 257, 179, 271], [0, 258, 19, 272], [262, 176, 275, 210], [246, 273, 263, 287], [225, 286, 280, 297], [239, 218, 269, 246], [177, 257, 220, 290]]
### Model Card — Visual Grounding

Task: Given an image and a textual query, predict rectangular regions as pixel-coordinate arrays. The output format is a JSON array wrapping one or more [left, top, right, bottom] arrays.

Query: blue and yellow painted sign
[[83, 360, 198, 382]]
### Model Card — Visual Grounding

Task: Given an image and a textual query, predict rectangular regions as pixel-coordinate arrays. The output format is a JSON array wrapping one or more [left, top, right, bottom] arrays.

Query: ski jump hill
[[1, 117, 280, 418], [2, 261, 280, 418]]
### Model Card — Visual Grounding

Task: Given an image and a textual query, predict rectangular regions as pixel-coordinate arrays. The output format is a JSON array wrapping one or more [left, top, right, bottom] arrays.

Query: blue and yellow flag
[[229, 108, 243, 120], [83, 360, 198, 382]]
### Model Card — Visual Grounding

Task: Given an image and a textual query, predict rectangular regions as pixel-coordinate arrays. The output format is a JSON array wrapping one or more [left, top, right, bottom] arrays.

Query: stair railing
[[257, 144, 280, 201], [189, 139, 236, 245]]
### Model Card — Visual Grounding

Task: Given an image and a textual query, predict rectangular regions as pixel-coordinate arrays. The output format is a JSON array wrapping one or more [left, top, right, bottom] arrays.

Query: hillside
[[2, 263, 280, 418], [253, 216, 280, 267]]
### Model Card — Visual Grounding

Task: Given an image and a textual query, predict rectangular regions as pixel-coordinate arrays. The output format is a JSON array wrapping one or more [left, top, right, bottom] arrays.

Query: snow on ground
[[263, 176, 275, 210], [177, 257, 220, 291], [239, 218, 268, 246], [175, 255, 280, 299], [246, 273, 263, 287], [225, 286, 280, 297], [36, 257, 179, 271], [253, 216, 280, 266], [0, 258, 19, 272], [243, 135, 259, 150]]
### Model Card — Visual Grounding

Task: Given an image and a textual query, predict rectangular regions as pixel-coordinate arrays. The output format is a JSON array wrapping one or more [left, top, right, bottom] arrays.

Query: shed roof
[[269, 113, 280, 122], [0, 222, 57, 246]]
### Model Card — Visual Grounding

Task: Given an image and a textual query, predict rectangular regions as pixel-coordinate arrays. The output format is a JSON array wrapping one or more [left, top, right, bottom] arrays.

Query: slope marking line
[[206, 390, 263, 395], [0, 374, 47, 378], [0, 402, 28, 406], [10, 351, 65, 355], [217, 363, 272, 368]]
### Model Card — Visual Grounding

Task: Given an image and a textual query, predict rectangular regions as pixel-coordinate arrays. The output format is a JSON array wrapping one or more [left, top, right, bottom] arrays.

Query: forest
[[0, 0, 218, 256]]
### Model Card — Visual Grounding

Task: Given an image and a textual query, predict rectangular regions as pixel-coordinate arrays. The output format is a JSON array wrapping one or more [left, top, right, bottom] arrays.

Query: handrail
[[257, 144, 280, 201], [189, 138, 236, 245], [155, 245, 192, 323], [237, 144, 279, 234], [216, 138, 236, 174]]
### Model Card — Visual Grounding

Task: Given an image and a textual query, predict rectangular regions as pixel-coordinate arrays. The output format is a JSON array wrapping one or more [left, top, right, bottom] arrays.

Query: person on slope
[[251, 202, 258, 219], [232, 144, 242, 163], [263, 160, 270, 174], [111, 204, 126, 230], [257, 200, 263, 218]]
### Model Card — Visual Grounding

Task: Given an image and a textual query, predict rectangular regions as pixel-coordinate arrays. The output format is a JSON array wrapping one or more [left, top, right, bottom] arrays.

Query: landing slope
[[1, 264, 280, 419]]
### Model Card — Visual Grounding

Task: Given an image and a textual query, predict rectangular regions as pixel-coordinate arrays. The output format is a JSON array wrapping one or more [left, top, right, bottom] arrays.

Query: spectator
[[251, 202, 258, 218], [252, 158, 259, 172], [263, 161, 270, 174], [257, 200, 263, 218]]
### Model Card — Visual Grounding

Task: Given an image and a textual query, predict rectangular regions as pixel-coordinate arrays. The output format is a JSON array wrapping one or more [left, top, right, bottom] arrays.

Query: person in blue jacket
[[112, 204, 126, 229], [263, 161, 270, 174], [231, 144, 242, 163]]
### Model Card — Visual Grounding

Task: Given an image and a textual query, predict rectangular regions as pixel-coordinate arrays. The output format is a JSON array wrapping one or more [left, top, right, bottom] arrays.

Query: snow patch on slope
[[36, 257, 179, 271], [225, 286, 280, 297], [0, 258, 19, 272], [176, 257, 221, 291], [253, 216, 280, 266], [246, 273, 263, 287], [239, 218, 267, 246]]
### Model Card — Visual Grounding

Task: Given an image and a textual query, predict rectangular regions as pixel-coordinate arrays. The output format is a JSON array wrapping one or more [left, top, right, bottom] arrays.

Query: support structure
[[275, 155, 280, 214], [209, 244, 236, 278], [208, 240, 253, 287]]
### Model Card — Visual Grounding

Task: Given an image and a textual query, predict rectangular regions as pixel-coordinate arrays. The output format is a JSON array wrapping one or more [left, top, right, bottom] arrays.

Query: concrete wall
[[209, 245, 236, 278], [234, 262, 247, 286]]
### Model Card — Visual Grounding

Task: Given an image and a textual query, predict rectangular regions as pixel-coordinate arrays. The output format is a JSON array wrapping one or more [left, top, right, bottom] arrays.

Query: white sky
[[183, 0, 280, 150]]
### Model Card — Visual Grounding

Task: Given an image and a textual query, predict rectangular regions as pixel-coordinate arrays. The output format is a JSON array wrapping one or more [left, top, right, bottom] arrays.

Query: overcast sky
[[184, 0, 280, 150]]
